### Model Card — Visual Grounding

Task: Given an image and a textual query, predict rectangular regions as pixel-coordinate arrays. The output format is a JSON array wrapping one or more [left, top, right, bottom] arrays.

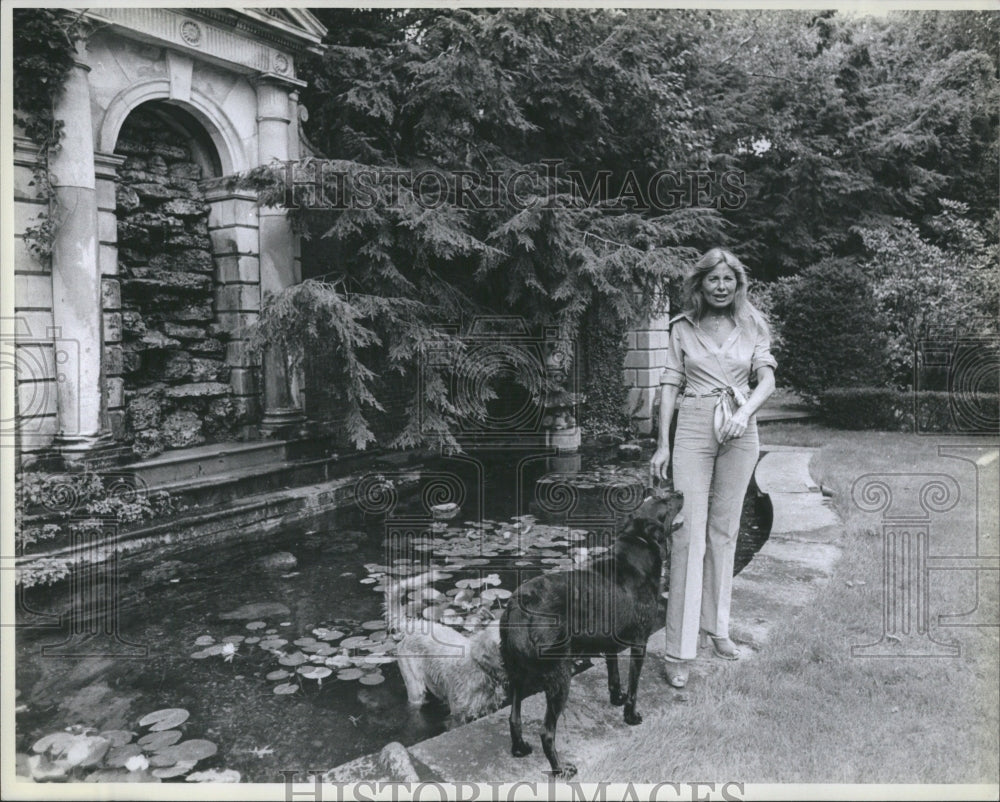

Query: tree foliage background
[[237, 8, 997, 444]]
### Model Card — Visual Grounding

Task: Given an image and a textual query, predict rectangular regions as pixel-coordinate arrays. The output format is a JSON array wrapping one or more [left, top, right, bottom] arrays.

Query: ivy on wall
[[579, 298, 632, 440], [12, 8, 88, 260]]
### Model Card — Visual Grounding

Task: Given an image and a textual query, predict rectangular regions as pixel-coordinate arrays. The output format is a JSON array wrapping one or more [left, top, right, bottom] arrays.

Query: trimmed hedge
[[819, 387, 1000, 434]]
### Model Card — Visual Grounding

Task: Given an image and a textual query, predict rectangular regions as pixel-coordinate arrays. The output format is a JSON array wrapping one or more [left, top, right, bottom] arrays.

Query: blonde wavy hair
[[681, 247, 769, 333]]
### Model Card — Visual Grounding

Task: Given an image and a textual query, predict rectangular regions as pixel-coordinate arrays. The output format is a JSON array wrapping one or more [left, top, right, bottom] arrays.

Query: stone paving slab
[[755, 450, 819, 494], [769, 492, 841, 535]]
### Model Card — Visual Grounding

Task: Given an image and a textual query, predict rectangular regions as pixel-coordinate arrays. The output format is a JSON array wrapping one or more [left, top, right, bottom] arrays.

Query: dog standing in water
[[386, 571, 508, 725], [499, 492, 683, 777]]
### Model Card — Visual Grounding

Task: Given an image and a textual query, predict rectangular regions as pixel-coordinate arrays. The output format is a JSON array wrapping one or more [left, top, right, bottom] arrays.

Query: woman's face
[[701, 261, 738, 310]]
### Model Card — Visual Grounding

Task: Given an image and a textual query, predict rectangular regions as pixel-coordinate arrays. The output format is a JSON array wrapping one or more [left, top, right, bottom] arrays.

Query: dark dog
[[499, 492, 683, 777]]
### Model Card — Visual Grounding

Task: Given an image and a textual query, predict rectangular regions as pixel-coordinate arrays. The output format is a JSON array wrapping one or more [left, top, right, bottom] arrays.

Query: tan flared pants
[[664, 396, 759, 661]]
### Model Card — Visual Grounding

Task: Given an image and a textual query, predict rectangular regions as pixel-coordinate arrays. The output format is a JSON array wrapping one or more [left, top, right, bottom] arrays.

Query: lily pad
[[259, 638, 288, 650], [222, 634, 245, 644], [194, 635, 215, 646], [266, 670, 291, 681], [481, 588, 512, 601], [337, 668, 364, 681], [98, 730, 135, 748], [137, 730, 183, 750], [359, 577, 378, 585], [245, 621, 267, 630], [190, 650, 211, 659], [273, 683, 298, 695], [32, 732, 75, 754], [325, 654, 352, 668], [313, 628, 344, 641], [293, 637, 317, 647], [105, 744, 143, 767], [363, 655, 395, 665], [84, 767, 161, 783], [152, 760, 196, 778], [148, 752, 180, 768], [361, 619, 387, 630], [358, 672, 385, 685], [245, 637, 261, 645], [340, 636, 371, 649], [138, 708, 190, 731], [299, 666, 332, 680], [155, 739, 218, 764], [279, 652, 307, 667]]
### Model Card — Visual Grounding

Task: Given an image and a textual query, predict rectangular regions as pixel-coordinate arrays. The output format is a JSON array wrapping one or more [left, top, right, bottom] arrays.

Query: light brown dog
[[386, 572, 508, 725]]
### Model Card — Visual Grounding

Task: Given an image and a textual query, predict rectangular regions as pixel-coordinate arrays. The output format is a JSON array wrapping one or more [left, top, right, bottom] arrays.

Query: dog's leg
[[397, 655, 427, 706], [541, 668, 576, 778], [623, 645, 645, 725], [605, 651, 625, 706], [508, 679, 533, 758]]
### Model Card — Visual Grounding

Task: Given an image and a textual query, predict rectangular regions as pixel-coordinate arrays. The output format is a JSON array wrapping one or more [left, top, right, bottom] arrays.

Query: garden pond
[[15, 446, 771, 782]]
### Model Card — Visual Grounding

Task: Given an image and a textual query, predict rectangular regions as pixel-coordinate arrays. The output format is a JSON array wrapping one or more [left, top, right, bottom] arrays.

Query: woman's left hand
[[721, 407, 751, 442]]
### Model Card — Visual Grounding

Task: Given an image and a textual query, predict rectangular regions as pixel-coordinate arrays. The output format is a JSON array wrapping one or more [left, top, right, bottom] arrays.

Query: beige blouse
[[659, 311, 777, 395]]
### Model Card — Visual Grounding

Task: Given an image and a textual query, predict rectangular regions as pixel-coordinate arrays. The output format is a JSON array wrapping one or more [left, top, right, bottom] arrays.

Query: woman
[[649, 247, 776, 688]]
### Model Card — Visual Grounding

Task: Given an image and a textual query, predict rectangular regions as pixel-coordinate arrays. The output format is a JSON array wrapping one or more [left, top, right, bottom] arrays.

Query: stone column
[[48, 49, 109, 461], [94, 152, 126, 442], [255, 73, 306, 435], [624, 298, 671, 436]]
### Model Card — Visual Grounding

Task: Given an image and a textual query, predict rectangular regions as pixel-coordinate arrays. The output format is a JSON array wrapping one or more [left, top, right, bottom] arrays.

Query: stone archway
[[110, 101, 256, 458]]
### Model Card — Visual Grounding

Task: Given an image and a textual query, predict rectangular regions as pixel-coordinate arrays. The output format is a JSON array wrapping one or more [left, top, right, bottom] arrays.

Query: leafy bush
[[579, 298, 631, 439], [818, 387, 911, 430], [818, 387, 1000, 433], [855, 201, 999, 386], [769, 259, 892, 401]]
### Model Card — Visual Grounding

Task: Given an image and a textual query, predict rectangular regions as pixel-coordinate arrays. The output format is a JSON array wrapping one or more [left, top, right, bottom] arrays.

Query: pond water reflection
[[15, 447, 770, 781]]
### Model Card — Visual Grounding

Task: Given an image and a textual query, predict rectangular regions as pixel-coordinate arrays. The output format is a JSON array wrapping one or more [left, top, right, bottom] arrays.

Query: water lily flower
[[125, 754, 150, 772], [221, 642, 237, 662]]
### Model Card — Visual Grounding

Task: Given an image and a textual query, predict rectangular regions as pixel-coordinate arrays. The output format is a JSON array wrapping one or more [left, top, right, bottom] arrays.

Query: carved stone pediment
[[85, 8, 326, 79]]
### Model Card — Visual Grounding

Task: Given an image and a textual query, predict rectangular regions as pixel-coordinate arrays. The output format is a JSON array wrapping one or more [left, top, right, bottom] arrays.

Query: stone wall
[[114, 108, 247, 458]]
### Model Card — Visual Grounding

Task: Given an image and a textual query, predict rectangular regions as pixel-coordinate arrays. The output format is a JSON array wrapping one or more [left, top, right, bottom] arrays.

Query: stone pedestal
[[49, 55, 111, 462]]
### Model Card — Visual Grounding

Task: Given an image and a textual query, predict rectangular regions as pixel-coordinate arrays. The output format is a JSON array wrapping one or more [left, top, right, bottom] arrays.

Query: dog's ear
[[633, 492, 683, 528], [659, 491, 683, 530], [620, 516, 660, 547]]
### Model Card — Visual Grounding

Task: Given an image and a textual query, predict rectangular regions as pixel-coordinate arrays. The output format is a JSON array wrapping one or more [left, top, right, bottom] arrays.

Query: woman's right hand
[[650, 446, 670, 482]]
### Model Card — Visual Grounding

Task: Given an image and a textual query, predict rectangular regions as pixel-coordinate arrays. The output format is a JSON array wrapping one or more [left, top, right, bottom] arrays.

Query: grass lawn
[[588, 424, 999, 785]]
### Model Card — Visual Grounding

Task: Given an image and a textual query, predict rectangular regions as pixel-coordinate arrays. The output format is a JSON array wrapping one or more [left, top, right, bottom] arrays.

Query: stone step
[[125, 440, 290, 486], [757, 408, 817, 423]]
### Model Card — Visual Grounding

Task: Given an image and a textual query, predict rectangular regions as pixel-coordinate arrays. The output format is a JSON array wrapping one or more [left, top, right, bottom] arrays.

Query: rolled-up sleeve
[[751, 323, 778, 375], [660, 325, 686, 387]]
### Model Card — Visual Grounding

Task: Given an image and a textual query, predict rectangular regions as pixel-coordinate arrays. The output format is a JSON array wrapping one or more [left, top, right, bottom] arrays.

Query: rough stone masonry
[[114, 106, 249, 458]]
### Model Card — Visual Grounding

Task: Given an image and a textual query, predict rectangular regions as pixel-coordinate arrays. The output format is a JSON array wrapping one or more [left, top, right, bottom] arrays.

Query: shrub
[[819, 387, 1000, 433], [770, 258, 893, 402]]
